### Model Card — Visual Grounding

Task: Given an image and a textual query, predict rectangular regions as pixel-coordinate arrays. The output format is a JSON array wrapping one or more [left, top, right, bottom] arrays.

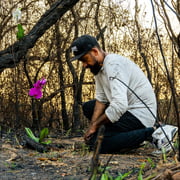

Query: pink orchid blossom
[[33, 78, 47, 88], [29, 78, 47, 99], [29, 88, 42, 99]]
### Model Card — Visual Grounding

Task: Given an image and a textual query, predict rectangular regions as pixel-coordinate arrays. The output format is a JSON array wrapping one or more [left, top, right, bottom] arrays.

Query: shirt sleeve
[[105, 61, 130, 123]]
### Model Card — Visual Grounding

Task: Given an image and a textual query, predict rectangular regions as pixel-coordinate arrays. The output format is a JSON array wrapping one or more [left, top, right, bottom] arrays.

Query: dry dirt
[[0, 130, 179, 180]]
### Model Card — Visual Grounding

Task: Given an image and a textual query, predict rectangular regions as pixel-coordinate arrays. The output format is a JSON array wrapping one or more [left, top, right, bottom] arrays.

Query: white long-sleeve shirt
[[95, 54, 157, 127]]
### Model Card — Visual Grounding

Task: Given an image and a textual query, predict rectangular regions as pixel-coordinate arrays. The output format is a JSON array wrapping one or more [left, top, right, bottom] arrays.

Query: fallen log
[[24, 135, 49, 153]]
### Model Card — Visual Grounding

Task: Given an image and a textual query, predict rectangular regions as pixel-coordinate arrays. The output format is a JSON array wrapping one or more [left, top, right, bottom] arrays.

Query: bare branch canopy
[[0, 0, 79, 72]]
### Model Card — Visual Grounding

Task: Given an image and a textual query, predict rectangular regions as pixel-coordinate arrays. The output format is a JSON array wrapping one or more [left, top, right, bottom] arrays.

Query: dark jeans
[[82, 100, 154, 153]]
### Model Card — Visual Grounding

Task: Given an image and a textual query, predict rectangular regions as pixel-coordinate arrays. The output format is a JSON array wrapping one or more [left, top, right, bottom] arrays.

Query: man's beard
[[87, 61, 102, 75]]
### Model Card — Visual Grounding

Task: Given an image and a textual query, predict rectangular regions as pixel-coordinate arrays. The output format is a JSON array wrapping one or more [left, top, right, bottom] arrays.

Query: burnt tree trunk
[[66, 26, 107, 131], [55, 24, 70, 130]]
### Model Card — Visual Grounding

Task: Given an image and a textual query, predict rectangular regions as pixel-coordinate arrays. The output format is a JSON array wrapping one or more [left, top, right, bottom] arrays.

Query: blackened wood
[[24, 135, 49, 153]]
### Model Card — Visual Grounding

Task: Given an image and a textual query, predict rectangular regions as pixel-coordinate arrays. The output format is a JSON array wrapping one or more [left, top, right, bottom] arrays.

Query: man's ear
[[91, 47, 99, 56]]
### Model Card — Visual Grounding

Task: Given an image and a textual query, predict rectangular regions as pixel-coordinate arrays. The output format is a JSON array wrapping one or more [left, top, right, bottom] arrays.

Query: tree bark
[[55, 23, 70, 130], [0, 0, 80, 72], [134, 0, 152, 83]]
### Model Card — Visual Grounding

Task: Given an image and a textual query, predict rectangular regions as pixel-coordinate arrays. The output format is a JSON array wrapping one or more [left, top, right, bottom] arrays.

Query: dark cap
[[70, 35, 98, 61]]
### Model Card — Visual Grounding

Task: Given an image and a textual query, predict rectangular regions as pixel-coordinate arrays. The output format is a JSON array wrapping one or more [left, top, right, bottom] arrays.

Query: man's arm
[[84, 100, 110, 142], [91, 100, 106, 122]]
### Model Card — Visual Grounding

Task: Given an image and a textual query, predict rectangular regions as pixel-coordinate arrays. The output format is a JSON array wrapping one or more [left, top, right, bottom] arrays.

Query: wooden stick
[[89, 125, 105, 180]]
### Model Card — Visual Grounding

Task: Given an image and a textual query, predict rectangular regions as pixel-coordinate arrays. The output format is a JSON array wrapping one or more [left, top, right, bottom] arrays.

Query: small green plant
[[115, 171, 133, 180], [98, 166, 132, 180], [4, 162, 17, 169], [100, 170, 112, 180], [161, 147, 167, 162], [79, 143, 90, 156], [173, 138, 179, 149], [138, 162, 146, 180], [100, 170, 132, 180], [25, 127, 51, 144], [147, 157, 155, 168], [10, 162, 17, 169], [65, 128, 72, 137]]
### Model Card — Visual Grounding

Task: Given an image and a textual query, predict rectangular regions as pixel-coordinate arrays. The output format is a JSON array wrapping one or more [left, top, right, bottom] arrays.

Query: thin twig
[[89, 125, 105, 180]]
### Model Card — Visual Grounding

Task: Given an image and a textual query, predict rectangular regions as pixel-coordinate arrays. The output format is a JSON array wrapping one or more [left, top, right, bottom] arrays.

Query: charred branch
[[0, 0, 80, 73]]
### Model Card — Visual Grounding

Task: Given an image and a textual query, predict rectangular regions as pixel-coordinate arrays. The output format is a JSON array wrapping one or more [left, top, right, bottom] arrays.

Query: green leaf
[[138, 162, 146, 180], [147, 158, 155, 168], [116, 170, 132, 180], [138, 174, 143, 180], [41, 140, 52, 145], [114, 176, 122, 180], [17, 24, 24, 40], [25, 128, 39, 143], [39, 128, 49, 142], [100, 174, 108, 180]]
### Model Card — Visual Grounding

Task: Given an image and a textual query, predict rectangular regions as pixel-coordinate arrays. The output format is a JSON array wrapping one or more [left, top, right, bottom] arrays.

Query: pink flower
[[33, 78, 47, 89], [29, 88, 42, 99], [29, 78, 47, 99]]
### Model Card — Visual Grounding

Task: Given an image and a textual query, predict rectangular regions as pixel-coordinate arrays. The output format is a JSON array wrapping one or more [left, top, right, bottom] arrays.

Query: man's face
[[79, 51, 102, 75]]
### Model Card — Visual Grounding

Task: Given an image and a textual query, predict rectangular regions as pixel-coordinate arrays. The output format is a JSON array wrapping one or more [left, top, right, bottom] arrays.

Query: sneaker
[[152, 124, 178, 153]]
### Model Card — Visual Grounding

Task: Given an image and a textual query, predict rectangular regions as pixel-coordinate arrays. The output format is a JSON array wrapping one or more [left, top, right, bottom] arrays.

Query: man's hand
[[84, 113, 110, 143], [84, 124, 97, 143]]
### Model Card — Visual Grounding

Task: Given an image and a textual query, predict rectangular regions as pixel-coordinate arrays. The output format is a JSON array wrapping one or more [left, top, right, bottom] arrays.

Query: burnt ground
[[0, 130, 179, 180]]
